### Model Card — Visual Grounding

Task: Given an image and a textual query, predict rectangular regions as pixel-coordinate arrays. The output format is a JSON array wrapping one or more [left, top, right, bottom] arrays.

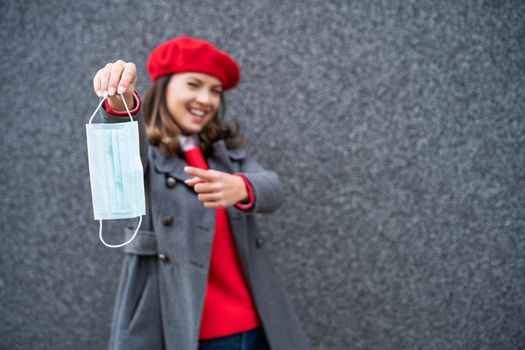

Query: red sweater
[[104, 94, 261, 340], [184, 147, 261, 340]]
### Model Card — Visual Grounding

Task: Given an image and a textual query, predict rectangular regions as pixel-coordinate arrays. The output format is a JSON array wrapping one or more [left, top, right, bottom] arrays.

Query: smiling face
[[165, 72, 223, 135]]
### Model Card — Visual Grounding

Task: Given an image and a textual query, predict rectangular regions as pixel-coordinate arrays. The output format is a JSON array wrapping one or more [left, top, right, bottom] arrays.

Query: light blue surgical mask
[[86, 94, 145, 248]]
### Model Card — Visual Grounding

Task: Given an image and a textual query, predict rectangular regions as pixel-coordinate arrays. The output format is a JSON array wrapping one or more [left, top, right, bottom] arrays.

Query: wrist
[[237, 176, 249, 203], [107, 93, 134, 111], [104, 91, 141, 116]]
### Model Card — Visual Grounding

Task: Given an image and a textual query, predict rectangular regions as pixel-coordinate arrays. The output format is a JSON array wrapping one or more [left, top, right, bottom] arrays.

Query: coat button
[[162, 216, 173, 226], [158, 254, 169, 262], [166, 176, 177, 188], [256, 237, 264, 248]]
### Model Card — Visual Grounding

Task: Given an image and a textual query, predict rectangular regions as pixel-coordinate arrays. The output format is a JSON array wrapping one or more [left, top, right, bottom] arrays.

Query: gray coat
[[101, 107, 309, 350]]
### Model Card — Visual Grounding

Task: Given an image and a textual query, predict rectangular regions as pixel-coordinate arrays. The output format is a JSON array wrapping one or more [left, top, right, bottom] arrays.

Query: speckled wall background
[[1, 1, 524, 349]]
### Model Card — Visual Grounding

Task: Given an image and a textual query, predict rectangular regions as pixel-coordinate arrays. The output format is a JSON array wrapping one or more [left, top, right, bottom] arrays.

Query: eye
[[211, 88, 223, 95], [187, 81, 199, 88]]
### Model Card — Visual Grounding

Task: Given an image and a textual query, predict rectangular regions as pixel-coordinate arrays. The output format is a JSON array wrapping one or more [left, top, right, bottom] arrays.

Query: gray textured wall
[[1, 1, 524, 349]]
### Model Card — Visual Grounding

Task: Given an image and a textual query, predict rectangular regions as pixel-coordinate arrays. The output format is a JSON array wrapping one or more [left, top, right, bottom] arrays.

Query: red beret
[[146, 36, 241, 90]]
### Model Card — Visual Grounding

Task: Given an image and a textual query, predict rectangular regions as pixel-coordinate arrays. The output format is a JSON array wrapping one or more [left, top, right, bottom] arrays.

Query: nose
[[195, 89, 212, 105]]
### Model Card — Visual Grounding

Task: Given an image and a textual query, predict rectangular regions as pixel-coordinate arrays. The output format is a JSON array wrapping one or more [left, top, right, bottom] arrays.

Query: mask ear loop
[[89, 94, 107, 124], [120, 92, 134, 122], [99, 215, 143, 248], [93, 93, 144, 248]]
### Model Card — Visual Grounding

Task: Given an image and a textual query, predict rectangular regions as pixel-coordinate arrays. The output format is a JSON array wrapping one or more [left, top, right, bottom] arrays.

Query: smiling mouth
[[189, 108, 207, 118]]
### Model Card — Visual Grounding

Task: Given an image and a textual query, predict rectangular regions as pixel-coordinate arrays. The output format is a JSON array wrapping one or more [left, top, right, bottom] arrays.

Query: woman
[[92, 36, 309, 350]]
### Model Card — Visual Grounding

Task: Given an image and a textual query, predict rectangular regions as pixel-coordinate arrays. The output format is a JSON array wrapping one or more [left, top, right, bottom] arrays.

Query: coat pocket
[[110, 253, 163, 344], [123, 227, 158, 255], [114, 229, 162, 332], [111, 229, 162, 338]]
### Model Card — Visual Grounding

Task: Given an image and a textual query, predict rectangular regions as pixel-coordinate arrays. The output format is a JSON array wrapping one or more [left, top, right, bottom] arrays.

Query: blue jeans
[[198, 327, 270, 350]]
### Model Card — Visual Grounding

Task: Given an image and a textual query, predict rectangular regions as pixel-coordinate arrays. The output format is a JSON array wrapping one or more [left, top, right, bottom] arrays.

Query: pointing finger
[[184, 166, 218, 182]]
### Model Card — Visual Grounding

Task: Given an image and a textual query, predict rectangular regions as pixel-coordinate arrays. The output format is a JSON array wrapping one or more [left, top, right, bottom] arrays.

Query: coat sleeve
[[98, 92, 149, 173], [236, 152, 284, 215]]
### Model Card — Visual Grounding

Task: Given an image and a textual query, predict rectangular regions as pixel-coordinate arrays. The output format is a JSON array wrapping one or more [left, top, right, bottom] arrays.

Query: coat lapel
[[209, 140, 234, 173], [209, 139, 246, 173]]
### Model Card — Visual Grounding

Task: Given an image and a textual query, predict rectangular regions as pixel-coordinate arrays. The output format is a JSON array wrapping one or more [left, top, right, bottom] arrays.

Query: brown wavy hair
[[142, 75, 244, 158]]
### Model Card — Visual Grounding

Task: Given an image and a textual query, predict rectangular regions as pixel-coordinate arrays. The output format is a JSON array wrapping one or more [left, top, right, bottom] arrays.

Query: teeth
[[190, 109, 206, 117]]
